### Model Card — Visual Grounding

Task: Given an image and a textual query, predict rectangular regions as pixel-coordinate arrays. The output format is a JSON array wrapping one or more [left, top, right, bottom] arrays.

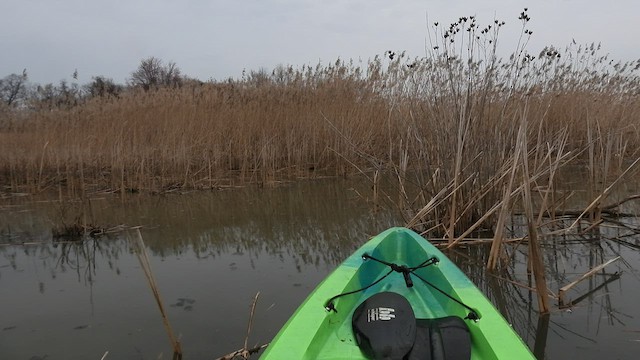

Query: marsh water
[[1, 178, 639, 359]]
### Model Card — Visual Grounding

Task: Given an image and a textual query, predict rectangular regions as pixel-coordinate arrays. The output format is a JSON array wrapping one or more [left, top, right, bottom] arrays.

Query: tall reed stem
[[131, 229, 183, 359]]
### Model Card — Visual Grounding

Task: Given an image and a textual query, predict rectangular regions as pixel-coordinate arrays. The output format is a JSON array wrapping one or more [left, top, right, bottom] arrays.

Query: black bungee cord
[[324, 253, 479, 321]]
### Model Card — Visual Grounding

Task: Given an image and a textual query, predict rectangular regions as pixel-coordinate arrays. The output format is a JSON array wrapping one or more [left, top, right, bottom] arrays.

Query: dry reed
[[131, 229, 182, 359], [1, 15, 637, 201], [1, 10, 639, 256]]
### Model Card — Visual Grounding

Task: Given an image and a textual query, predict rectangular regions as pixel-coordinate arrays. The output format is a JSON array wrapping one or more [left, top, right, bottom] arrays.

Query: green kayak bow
[[260, 227, 535, 359]]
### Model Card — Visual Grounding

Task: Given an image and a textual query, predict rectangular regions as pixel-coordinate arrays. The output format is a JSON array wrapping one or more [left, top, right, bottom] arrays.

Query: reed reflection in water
[[0, 179, 398, 359], [446, 214, 640, 359], [1, 178, 640, 359]]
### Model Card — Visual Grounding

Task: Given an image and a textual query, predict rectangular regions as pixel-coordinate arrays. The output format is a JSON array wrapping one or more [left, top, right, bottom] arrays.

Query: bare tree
[[130, 57, 183, 90], [56, 80, 81, 108], [161, 61, 182, 87], [85, 76, 121, 98], [130, 57, 163, 90], [29, 80, 83, 111], [32, 83, 57, 110], [0, 70, 29, 107]]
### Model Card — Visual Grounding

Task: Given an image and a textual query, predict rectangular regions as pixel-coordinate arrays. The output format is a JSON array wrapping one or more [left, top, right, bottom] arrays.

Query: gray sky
[[2, 0, 639, 85]]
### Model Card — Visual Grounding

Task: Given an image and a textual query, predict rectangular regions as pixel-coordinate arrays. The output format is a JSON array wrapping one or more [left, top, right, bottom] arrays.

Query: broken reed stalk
[[487, 116, 524, 270], [517, 108, 550, 313], [216, 292, 269, 360], [558, 256, 621, 305], [132, 229, 182, 358], [566, 156, 640, 233], [244, 292, 260, 353], [433, 237, 525, 245], [442, 136, 576, 249], [408, 173, 475, 233], [535, 128, 568, 226], [373, 169, 379, 208], [559, 271, 621, 309], [215, 344, 269, 360], [447, 111, 468, 243]]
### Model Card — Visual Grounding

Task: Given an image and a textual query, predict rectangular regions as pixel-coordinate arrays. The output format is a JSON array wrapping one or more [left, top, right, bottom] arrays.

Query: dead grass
[[0, 68, 393, 194], [1, 11, 639, 248]]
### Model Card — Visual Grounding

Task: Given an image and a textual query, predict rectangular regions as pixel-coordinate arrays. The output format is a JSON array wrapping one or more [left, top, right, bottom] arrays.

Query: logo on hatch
[[367, 307, 396, 322]]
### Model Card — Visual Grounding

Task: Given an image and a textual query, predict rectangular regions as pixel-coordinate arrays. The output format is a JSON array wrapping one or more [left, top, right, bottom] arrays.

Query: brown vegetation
[[1, 10, 640, 255], [0, 61, 394, 195]]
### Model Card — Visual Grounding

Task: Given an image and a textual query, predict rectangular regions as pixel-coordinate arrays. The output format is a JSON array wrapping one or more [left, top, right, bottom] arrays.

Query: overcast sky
[[1, 0, 638, 85]]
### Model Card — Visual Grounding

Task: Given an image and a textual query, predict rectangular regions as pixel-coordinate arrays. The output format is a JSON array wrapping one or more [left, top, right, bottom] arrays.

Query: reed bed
[[0, 64, 393, 194], [2, 58, 636, 192], [2, 10, 640, 272]]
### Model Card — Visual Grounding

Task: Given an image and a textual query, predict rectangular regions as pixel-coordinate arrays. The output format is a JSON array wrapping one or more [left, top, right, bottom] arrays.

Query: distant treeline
[[0, 57, 197, 112]]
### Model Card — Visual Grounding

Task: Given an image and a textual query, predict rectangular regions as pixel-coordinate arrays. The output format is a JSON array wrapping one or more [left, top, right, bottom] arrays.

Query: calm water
[[1, 178, 639, 359]]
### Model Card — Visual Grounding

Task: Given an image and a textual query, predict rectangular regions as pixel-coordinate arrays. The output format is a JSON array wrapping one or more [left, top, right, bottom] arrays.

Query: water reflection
[[445, 213, 640, 359], [444, 237, 637, 358], [2, 179, 396, 266], [533, 314, 550, 360], [0, 179, 399, 359], [1, 179, 640, 359]]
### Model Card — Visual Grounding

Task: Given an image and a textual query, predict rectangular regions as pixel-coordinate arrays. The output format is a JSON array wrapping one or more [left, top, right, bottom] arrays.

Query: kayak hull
[[260, 227, 535, 359]]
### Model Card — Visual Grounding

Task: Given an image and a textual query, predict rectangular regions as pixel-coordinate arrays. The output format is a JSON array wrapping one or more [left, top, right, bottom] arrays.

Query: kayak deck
[[260, 227, 535, 359]]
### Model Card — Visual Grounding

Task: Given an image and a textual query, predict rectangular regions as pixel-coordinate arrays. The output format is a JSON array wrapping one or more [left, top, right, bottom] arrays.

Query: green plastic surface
[[260, 227, 535, 359]]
